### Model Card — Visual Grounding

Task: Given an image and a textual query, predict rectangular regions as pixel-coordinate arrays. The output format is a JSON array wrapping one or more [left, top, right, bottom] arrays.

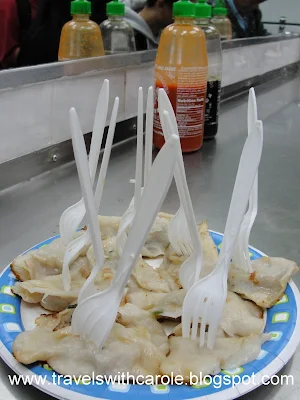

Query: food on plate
[[13, 305, 168, 377], [229, 257, 299, 308], [11, 231, 87, 282], [141, 212, 173, 258], [220, 291, 265, 336], [10, 214, 298, 384], [160, 333, 271, 381], [11, 214, 172, 283], [12, 259, 113, 312]]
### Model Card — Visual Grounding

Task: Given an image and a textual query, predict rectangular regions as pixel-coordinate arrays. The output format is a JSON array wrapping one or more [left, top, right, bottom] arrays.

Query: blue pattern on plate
[[0, 232, 297, 400]]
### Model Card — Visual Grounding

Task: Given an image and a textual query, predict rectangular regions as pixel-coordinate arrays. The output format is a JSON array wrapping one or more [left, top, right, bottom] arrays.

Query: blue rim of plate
[[0, 230, 299, 400]]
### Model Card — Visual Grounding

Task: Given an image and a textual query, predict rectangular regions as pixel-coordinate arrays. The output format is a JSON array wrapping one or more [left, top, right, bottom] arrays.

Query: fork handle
[[163, 111, 202, 254], [114, 135, 178, 293], [89, 79, 109, 184], [218, 120, 263, 272]]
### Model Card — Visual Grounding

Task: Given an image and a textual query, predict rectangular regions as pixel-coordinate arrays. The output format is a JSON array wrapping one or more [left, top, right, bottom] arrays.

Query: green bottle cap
[[213, 0, 227, 16], [107, 0, 125, 16], [71, 0, 91, 15], [195, 0, 212, 19], [173, 0, 196, 18]]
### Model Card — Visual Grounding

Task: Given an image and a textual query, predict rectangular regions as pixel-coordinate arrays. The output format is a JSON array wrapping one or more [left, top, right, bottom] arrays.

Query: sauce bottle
[[153, 0, 208, 153], [195, 0, 222, 139], [100, 0, 136, 55], [211, 0, 232, 41], [58, 0, 104, 61]]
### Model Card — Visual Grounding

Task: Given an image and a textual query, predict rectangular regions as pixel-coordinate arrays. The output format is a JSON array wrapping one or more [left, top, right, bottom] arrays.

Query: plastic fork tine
[[77, 98, 119, 303], [59, 79, 109, 246], [94, 97, 119, 210], [89, 79, 110, 184], [144, 87, 154, 186], [69, 108, 104, 271], [134, 87, 144, 212]]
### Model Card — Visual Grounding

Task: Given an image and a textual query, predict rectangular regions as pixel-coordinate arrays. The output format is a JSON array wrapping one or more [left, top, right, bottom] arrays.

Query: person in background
[[0, 0, 39, 69], [1, 0, 109, 68], [225, 0, 269, 38], [122, 0, 146, 12], [124, 0, 176, 50]]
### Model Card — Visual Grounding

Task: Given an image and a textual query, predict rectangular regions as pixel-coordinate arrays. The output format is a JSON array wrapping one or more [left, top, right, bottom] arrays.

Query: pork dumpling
[[160, 334, 270, 381], [228, 257, 299, 308], [126, 290, 166, 310], [150, 289, 186, 319], [86, 236, 119, 270], [117, 303, 169, 355], [132, 259, 171, 293], [12, 257, 89, 311], [10, 231, 87, 282], [13, 322, 166, 378], [141, 212, 173, 258], [98, 215, 121, 239], [36, 308, 74, 331], [157, 258, 182, 291], [166, 221, 218, 276], [11, 216, 120, 283], [12, 258, 113, 312], [220, 291, 265, 337], [159, 221, 219, 289]]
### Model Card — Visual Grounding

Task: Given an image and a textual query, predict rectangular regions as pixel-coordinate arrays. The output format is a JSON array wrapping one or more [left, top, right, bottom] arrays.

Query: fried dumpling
[[12, 258, 113, 312], [98, 215, 121, 239], [150, 289, 186, 319], [36, 308, 74, 331], [166, 221, 218, 276], [11, 231, 87, 282], [117, 303, 169, 355], [126, 290, 166, 310], [141, 212, 173, 258], [132, 259, 171, 293], [158, 222, 219, 290], [11, 216, 120, 283], [160, 333, 270, 381], [220, 291, 265, 337], [13, 322, 165, 378], [12, 257, 89, 311], [228, 257, 299, 308]]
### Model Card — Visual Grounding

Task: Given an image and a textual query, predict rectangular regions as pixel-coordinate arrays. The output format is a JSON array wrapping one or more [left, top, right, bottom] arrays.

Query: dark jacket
[[225, 2, 269, 39]]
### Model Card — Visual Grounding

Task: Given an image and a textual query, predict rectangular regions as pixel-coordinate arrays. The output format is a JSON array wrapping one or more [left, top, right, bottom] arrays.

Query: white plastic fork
[[71, 134, 179, 348], [116, 87, 154, 256], [158, 88, 193, 257], [67, 106, 106, 315], [232, 88, 258, 272], [59, 79, 109, 245], [62, 97, 119, 292], [182, 120, 264, 350], [163, 110, 203, 290]]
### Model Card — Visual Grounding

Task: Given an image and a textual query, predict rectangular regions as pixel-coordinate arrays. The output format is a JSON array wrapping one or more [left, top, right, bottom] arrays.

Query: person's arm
[[0, 0, 20, 68]]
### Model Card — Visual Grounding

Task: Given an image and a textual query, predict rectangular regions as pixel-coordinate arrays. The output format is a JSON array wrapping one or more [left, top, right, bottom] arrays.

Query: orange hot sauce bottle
[[58, 0, 104, 61], [153, 0, 208, 153]]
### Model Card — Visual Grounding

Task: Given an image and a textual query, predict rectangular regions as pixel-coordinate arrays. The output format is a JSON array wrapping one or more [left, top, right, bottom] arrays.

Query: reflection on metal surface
[[0, 63, 299, 192], [0, 35, 299, 90], [0, 117, 137, 192], [0, 50, 156, 90], [221, 33, 300, 49]]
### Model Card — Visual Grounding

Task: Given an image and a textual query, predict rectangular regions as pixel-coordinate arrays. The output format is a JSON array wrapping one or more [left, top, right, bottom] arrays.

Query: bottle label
[[154, 65, 208, 138], [205, 80, 221, 126]]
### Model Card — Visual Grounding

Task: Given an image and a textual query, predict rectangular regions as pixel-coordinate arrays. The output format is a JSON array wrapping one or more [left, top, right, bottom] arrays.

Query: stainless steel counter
[[0, 75, 300, 400]]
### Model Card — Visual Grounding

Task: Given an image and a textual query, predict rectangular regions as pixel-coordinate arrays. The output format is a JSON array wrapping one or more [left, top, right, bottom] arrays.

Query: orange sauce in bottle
[[58, 0, 104, 61], [153, 1, 208, 153]]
